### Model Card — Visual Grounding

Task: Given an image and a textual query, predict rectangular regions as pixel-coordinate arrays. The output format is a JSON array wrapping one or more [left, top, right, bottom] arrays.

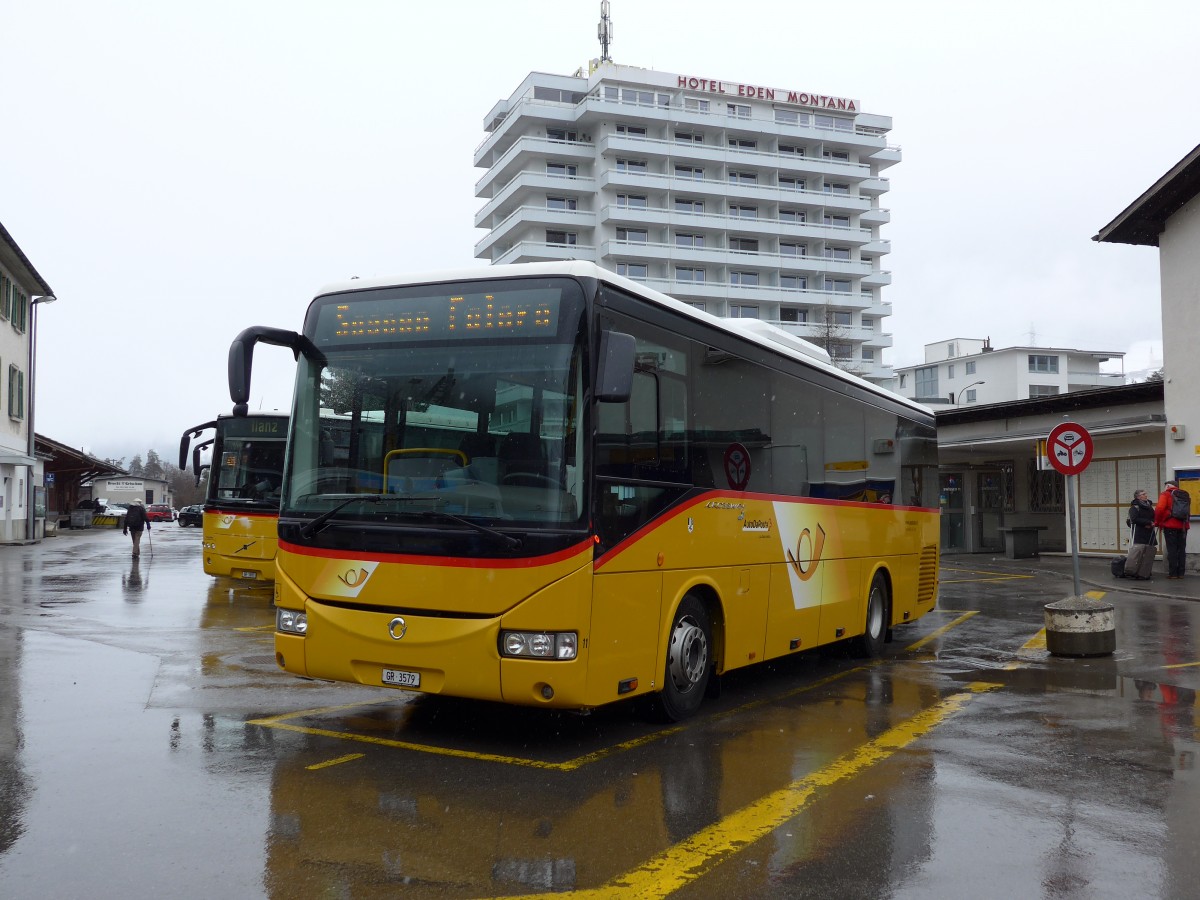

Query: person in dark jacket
[[1154, 479, 1190, 579], [122, 499, 151, 558], [1124, 489, 1156, 580]]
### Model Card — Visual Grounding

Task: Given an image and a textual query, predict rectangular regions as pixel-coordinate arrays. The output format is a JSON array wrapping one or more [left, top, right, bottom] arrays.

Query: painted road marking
[[905, 610, 978, 651], [306, 753, 364, 770], [521, 632, 1044, 898], [508, 687, 994, 900], [940, 565, 1035, 584]]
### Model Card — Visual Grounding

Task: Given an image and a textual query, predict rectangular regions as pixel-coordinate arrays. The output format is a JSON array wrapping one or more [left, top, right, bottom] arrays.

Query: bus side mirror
[[192, 441, 209, 483], [596, 331, 636, 403], [228, 326, 319, 416]]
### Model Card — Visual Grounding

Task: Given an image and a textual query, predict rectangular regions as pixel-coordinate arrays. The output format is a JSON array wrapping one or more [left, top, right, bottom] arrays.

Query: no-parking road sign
[[1046, 422, 1093, 476]]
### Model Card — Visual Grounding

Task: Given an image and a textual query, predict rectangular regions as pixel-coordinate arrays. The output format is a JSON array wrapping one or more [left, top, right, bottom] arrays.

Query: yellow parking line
[[518, 688, 984, 900], [306, 753, 364, 770], [1163, 661, 1200, 669], [940, 566, 1035, 583], [905, 610, 978, 651]]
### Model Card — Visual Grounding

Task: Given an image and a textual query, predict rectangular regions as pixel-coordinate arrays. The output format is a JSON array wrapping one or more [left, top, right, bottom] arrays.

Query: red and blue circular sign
[[1046, 422, 1093, 476]]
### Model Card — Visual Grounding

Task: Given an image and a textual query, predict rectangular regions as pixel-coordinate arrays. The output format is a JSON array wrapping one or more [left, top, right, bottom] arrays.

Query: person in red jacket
[[1154, 479, 1190, 579]]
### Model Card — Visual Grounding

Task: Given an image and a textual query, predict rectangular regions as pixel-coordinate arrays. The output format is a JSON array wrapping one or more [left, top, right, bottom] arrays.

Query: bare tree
[[809, 306, 866, 377]]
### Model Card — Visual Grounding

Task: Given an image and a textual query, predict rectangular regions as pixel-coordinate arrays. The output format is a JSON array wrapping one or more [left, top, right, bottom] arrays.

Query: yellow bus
[[178, 412, 287, 582], [228, 262, 939, 719]]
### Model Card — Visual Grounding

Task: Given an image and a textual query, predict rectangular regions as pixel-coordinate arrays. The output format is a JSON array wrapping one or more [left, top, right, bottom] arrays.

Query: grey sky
[[3, 0, 1192, 464]]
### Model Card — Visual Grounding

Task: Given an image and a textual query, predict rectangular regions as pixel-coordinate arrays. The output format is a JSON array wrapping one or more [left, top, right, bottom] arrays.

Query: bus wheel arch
[[656, 589, 718, 721], [852, 567, 891, 658]]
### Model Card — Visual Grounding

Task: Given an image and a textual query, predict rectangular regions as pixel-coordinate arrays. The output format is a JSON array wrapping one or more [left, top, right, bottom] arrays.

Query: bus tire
[[657, 595, 712, 721], [852, 571, 889, 658]]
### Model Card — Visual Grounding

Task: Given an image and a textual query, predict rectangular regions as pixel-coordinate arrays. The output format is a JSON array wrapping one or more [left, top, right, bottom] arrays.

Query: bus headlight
[[500, 631, 577, 660], [277, 608, 307, 635]]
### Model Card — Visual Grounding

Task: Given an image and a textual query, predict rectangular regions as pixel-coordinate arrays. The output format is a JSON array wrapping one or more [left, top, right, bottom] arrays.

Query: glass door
[[939, 472, 965, 550]]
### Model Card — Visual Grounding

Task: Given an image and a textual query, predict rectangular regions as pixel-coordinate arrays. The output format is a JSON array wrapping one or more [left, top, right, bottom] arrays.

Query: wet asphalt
[[0, 525, 1196, 899]]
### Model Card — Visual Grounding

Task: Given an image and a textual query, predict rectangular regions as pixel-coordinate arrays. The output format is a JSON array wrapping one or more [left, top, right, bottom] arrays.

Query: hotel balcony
[[859, 207, 891, 226], [598, 205, 873, 246], [475, 172, 596, 227], [474, 135, 595, 196], [474, 205, 593, 258], [625, 276, 883, 312], [488, 240, 599, 266], [475, 95, 587, 166]]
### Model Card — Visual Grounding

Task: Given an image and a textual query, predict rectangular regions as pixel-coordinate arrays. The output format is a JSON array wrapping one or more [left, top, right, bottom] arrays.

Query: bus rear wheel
[[852, 572, 889, 658], [657, 595, 712, 721]]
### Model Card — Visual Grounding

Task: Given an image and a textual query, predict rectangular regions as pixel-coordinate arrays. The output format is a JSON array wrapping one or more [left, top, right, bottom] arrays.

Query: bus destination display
[[316, 289, 562, 345]]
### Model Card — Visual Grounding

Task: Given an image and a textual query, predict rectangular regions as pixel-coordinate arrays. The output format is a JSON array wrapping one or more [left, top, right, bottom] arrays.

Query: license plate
[[241, 571, 258, 580], [382, 668, 420, 688]]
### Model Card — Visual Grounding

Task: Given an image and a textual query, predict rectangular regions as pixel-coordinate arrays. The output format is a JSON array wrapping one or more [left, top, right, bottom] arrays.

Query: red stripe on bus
[[593, 489, 937, 571], [279, 538, 594, 569]]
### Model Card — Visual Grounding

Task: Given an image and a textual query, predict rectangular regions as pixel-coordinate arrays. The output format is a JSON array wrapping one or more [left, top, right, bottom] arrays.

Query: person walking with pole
[[122, 499, 151, 559], [1154, 479, 1191, 579]]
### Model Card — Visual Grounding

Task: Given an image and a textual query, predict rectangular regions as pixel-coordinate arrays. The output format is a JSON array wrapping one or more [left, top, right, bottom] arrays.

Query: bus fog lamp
[[277, 609, 308, 635], [500, 631, 577, 660]]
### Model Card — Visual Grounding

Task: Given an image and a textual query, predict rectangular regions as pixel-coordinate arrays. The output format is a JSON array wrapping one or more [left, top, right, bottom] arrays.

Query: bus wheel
[[658, 596, 712, 721], [852, 572, 889, 658]]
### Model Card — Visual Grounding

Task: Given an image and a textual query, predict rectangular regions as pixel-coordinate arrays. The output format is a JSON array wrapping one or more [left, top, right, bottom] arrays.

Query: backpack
[[1111, 557, 1126, 578], [1170, 488, 1191, 522]]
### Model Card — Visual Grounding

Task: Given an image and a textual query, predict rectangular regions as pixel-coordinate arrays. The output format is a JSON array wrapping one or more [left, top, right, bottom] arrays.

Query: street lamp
[[956, 380, 985, 405], [26, 294, 56, 541]]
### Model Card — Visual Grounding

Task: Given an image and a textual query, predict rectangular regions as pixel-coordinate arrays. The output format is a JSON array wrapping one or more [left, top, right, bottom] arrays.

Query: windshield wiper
[[299, 494, 386, 539], [415, 508, 523, 550], [297, 494, 522, 549]]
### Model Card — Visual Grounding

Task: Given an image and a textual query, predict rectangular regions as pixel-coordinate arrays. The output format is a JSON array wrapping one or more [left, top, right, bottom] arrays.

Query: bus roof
[[314, 262, 929, 418]]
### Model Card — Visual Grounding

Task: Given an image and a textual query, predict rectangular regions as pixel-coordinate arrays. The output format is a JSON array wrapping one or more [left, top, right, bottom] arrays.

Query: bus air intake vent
[[917, 544, 939, 604]]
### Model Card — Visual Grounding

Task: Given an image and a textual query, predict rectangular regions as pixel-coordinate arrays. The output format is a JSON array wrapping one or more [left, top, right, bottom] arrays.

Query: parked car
[[177, 505, 204, 527], [146, 504, 174, 522]]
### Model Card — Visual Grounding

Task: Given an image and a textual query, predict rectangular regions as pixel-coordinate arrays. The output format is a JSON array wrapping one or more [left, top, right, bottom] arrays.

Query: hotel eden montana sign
[[676, 75, 857, 112]]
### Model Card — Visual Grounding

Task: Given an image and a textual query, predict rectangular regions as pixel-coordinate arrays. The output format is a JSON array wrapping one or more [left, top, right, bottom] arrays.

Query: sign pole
[[1065, 474, 1081, 596]]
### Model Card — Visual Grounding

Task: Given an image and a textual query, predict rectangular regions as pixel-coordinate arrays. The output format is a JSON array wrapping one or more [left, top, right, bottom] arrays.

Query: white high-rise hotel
[[473, 62, 900, 381]]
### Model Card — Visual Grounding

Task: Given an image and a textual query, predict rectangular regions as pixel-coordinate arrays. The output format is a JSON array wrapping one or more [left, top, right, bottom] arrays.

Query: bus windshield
[[282, 278, 588, 535]]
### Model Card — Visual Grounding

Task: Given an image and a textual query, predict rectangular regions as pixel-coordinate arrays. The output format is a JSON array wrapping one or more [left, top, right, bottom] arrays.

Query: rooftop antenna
[[598, 1, 613, 62]]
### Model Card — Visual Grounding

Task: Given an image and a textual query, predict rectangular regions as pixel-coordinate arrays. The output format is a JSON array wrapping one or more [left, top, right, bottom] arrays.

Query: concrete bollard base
[[1044, 596, 1115, 657]]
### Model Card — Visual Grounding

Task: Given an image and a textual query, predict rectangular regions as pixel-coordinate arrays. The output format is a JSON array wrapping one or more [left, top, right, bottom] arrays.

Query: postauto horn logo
[[319, 560, 378, 598], [338, 567, 371, 588]]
